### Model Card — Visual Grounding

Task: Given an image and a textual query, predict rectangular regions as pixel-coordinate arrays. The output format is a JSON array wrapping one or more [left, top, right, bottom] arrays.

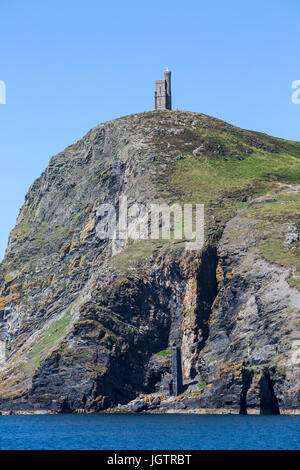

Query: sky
[[0, 0, 299, 260]]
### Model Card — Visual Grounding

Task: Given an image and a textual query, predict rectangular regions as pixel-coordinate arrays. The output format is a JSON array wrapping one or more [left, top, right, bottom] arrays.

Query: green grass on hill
[[170, 143, 300, 204]]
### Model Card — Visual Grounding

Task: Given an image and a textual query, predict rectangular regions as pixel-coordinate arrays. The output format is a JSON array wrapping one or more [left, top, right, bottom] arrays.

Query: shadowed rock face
[[259, 369, 280, 415], [0, 110, 300, 414]]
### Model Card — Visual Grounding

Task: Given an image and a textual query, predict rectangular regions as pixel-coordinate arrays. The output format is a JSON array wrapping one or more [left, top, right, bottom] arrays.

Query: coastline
[[1, 408, 300, 416]]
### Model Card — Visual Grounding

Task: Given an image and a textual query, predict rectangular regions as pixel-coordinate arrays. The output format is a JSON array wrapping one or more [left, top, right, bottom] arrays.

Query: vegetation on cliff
[[0, 110, 299, 414]]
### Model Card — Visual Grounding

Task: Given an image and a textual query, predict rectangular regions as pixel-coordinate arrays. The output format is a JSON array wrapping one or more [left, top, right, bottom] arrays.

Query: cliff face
[[0, 110, 300, 414]]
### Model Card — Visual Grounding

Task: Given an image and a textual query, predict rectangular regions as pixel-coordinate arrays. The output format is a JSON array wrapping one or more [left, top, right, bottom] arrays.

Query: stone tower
[[154, 69, 172, 110]]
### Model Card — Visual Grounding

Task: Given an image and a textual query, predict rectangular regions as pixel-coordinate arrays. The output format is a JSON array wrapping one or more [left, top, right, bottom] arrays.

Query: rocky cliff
[[0, 110, 300, 414]]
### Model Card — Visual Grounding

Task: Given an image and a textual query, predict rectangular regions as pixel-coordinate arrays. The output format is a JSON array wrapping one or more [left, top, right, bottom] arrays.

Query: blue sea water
[[0, 414, 299, 450]]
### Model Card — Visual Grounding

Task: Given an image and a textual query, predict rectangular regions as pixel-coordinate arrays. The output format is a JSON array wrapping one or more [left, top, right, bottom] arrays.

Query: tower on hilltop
[[154, 69, 172, 110]]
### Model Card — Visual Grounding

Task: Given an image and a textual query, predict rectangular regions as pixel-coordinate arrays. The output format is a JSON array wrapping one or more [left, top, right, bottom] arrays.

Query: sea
[[0, 414, 299, 450]]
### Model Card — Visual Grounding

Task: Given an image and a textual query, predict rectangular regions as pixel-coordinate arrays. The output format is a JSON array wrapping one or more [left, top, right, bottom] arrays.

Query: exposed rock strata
[[0, 110, 300, 414]]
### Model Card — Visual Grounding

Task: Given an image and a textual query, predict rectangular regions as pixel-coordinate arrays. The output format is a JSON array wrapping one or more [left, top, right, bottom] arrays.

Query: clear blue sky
[[0, 0, 299, 260]]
